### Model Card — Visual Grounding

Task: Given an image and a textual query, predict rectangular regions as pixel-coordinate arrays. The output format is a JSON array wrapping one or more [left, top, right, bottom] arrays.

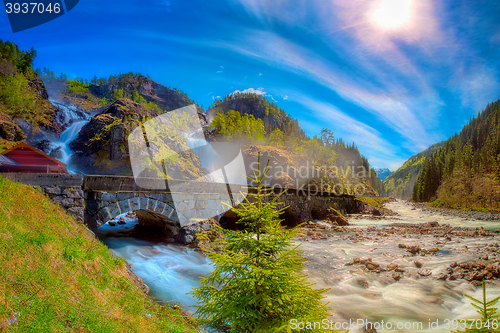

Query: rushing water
[[97, 213, 213, 313], [50, 98, 86, 128], [103, 237, 212, 312], [52, 121, 88, 171], [46, 99, 90, 173], [185, 130, 217, 171], [98, 202, 500, 332]]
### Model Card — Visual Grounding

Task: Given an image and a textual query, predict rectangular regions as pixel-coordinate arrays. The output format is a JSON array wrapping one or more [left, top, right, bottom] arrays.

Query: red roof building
[[0, 142, 68, 174]]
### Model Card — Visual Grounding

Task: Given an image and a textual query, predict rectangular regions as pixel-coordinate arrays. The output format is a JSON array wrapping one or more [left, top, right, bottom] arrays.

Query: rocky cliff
[[70, 98, 206, 178]]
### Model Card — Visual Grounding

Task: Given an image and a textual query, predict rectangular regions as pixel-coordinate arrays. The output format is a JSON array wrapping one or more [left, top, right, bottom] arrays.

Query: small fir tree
[[192, 154, 330, 332]]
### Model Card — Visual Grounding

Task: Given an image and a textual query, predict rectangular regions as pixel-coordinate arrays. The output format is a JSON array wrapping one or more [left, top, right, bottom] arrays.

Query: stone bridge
[[2, 173, 361, 242]]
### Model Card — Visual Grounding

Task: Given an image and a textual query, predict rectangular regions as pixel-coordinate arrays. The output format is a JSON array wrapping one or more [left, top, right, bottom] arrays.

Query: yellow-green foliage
[[0, 70, 54, 128], [430, 171, 500, 212], [0, 73, 35, 116], [210, 110, 266, 143], [355, 196, 392, 209], [66, 79, 90, 95], [0, 176, 196, 332], [0, 138, 20, 153]]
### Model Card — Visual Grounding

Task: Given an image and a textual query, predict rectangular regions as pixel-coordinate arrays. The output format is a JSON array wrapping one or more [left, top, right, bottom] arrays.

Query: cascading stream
[[55, 121, 88, 167], [47, 99, 90, 173]]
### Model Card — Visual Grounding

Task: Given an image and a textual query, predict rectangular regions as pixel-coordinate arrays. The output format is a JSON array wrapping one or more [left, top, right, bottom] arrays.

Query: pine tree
[[192, 154, 330, 333]]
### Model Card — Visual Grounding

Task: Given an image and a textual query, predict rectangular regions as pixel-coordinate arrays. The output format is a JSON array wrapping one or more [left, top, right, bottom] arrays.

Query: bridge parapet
[[2, 173, 361, 242]]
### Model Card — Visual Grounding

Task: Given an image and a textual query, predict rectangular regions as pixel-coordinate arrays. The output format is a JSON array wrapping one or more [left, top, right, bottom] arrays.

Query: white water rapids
[[98, 201, 500, 332], [46, 99, 90, 173], [52, 121, 88, 171]]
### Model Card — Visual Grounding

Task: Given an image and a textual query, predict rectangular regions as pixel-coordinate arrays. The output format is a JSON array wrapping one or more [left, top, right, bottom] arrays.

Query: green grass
[[355, 196, 392, 209], [0, 176, 197, 332]]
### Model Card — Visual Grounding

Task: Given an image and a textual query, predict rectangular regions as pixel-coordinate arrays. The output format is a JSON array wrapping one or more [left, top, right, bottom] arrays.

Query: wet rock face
[[28, 76, 50, 100], [0, 119, 25, 141], [49, 146, 62, 159], [69, 99, 153, 174], [34, 139, 52, 153]]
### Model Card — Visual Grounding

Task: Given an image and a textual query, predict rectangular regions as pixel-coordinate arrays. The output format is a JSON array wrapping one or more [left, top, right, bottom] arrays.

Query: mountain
[[384, 142, 444, 199], [374, 168, 392, 181], [1, 42, 386, 195], [208, 92, 306, 140], [40, 70, 203, 110], [413, 99, 500, 210]]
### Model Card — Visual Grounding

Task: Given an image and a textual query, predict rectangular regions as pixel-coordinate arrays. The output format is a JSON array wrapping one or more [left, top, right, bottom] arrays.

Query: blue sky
[[1, 0, 500, 170]]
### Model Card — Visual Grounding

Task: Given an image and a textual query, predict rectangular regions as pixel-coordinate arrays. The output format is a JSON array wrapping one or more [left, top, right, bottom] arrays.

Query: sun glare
[[370, 0, 413, 30]]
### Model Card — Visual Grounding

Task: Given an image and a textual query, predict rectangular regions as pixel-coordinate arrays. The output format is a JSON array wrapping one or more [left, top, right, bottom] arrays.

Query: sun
[[370, 0, 414, 31]]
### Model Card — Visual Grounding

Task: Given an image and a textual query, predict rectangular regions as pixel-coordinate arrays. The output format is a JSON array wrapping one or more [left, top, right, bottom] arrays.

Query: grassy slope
[[0, 176, 197, 332]]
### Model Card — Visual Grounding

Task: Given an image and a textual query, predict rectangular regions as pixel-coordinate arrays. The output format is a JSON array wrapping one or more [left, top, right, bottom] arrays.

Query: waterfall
[[47, 99, 90, 174], [54, 120, 89, 170], [50, 98, 89, 128], [185, 130, 216, 170], [184, 130, 226, 183]]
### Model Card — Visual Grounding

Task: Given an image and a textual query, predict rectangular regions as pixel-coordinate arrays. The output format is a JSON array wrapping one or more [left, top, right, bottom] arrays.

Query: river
[[97, 201, 500, 332]]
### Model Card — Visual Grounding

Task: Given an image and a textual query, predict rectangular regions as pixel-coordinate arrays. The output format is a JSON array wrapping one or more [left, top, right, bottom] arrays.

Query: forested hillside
[[384, 142, 444, 199], [209, 94, 386, 196], [0, 40, 60, 152], [413, 100, 500, 210]]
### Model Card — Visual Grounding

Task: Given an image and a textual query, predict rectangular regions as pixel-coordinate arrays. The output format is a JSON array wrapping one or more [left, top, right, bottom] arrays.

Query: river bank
[[411, 201, 500, 221]]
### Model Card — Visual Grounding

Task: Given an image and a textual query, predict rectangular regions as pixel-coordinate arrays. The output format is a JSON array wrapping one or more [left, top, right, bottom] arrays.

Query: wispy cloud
[[216, 30, 435, 150], [231, 87, 266, 95]]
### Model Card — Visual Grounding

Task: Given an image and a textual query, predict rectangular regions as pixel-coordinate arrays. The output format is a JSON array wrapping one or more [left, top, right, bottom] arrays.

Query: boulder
[[326, 209, 350, 226], [135, 209, 180, 238], [387, 263, 398, 271]]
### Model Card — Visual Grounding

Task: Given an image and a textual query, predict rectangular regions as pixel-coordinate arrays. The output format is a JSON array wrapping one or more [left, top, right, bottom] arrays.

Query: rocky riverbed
[[297, 199, 500, 332]]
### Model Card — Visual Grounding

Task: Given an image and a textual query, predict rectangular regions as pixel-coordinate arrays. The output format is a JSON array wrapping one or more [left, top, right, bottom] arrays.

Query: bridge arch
[[89, 192, 178, 230]]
